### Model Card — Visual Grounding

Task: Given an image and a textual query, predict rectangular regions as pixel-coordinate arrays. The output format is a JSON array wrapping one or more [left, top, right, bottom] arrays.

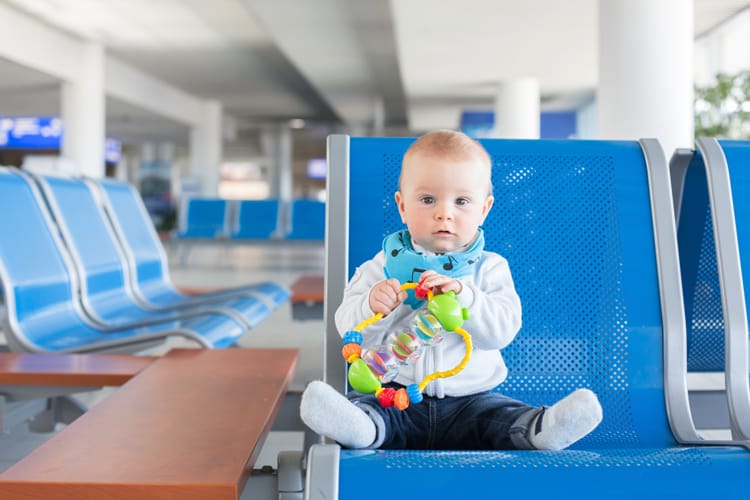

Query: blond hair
[[400, 130, 493, 194]]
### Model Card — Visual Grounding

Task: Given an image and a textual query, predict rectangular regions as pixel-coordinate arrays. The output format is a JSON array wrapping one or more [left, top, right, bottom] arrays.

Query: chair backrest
[[94, 178, 171, 293], [718, 139, 750, 440], [286, 199, 325, 240], [33, 174, 135, 311], [325, 136, 694, 450], [0, 169, 79, 348], [230, 199, 280, 239], [176, 198, 230, 239], [676, 138, 750, 440]]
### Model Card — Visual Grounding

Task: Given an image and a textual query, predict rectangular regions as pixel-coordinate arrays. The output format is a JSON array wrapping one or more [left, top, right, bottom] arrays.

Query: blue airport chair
[[304, 136, 750, 499], [671, 138, 750, 441], [230, 199, 280, 240], [286, 199, 325, 240], [91, 178, 290, 311], [31, 173, 275, 332], [175, 197, 231, 239], [0, 167, 248, 353]]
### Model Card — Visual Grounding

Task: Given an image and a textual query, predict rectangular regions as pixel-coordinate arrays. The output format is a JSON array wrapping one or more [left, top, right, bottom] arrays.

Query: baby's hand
[[369, 278, 407, 316], [419, 270, 463, 296]]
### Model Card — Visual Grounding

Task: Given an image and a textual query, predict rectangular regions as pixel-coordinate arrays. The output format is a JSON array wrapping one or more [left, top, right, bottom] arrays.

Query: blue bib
[[383, 229, 484, 308]]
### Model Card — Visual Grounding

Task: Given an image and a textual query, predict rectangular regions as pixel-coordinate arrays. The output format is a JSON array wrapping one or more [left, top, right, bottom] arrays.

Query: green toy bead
[[348, 358, 382, 394], [428, 290, 470, 331]]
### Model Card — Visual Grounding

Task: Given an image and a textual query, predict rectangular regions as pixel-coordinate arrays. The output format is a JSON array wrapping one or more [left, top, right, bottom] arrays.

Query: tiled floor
[[0, 240, 326, 475]]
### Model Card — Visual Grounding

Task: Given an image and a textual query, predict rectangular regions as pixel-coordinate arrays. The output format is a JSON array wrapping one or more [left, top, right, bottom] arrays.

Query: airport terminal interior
[[1, 1, 750, 499]]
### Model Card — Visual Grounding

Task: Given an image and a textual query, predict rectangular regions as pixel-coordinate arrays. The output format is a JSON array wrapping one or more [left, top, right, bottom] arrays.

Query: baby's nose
[[435, 204, 454, 220]]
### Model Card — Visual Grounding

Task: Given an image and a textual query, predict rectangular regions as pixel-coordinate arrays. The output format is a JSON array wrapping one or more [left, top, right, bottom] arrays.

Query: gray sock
[[300, 380, 376, 449], [529, 388, 603, 450]]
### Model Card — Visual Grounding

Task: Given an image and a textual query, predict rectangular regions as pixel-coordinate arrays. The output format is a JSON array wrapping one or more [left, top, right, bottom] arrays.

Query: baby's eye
[[455, 197, 470, 206], [420, 196, 435, 205]]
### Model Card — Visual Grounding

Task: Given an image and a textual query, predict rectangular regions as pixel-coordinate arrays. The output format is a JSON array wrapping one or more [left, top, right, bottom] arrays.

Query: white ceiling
[[0, 0, 749, 154]]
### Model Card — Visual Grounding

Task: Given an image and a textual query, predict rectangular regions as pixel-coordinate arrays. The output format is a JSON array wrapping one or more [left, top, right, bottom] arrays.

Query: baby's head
[[395, 130, 494, 254]]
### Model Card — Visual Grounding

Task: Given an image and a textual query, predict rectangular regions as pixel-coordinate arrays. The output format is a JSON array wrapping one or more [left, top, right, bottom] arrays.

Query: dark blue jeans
[[349, 386, 541, 450]]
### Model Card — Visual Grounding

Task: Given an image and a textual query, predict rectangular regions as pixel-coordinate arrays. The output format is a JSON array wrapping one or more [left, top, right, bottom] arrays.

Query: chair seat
[[337, 446, 750, 499]]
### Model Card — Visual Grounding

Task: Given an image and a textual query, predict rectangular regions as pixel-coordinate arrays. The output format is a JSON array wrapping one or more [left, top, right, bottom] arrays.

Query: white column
[[189, 100, 223, 197], [262, 126, 293, 236], [61, 41, 105, 178], [372, 96, 385, 136], [598, 0, 693, 155], [493, 78, 540, 139]]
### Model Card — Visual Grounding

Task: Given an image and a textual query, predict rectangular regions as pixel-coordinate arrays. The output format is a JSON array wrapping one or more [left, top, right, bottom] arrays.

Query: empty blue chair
[[286, 199, 325, 240], [175, 198, 230, 239], [672, 137, 750, 440], [91, 178, 290, 311], [32, 172, 274, 332], [230, 199, 280, 240], [303, 136, 750, 499], [0, 167, 247, 353]]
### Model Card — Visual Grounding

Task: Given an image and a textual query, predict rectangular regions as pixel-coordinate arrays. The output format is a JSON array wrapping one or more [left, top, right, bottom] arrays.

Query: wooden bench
[[290, 274, 324, 321], [0, 348, 298, 500]]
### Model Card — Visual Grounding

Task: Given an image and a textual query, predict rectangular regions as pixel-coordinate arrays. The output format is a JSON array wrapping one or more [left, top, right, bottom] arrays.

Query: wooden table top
[[0, 352, 154, 387], [290, 274, 324, 303], [0, 348, 298, 500]]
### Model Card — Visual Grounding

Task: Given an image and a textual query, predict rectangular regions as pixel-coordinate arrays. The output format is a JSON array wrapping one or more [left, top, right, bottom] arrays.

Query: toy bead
[[427, 290, 470, 332], [341, 342, 362, 362], [389, 332, 421, 361], [406, 384, 423, 404], [343, 331, 363, 345], [413, 313, 443, 344], [393, 388, 410, 410], [414, 283, 429, 300], [348, 358, 382, 394], [378, 387, 396, 407]]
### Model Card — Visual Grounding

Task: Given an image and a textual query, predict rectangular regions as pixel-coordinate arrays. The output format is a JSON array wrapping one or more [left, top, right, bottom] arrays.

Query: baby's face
[[395, 151, 493, 254]]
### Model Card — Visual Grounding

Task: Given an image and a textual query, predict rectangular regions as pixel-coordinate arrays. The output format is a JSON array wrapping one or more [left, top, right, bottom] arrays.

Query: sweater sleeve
[[334, 251, 398, 342], [457, 252, 522, 351]]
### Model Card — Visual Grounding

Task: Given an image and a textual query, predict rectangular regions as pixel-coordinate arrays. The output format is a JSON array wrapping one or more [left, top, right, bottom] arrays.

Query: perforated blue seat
[[175, 198, 230, 239], [672, 138, 750, 440], [304, 136, 750, 499], [32, 173, 274, 331], [92, 178, 290, 311], [286, 199, 325, 240], [0, 168, 247, 353], [230, 199, 280, 240]]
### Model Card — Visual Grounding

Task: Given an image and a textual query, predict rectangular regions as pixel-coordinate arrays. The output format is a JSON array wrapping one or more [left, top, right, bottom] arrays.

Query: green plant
[[694, 70, 750, 139]]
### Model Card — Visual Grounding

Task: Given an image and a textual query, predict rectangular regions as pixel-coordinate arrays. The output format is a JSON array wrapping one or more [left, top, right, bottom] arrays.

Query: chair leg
[[27, 396, 87, 433]]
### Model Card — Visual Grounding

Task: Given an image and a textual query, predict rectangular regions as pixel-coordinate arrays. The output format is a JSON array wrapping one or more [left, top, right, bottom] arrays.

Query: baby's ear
[[481, 195, 494, 220], [394, 191, 406, 222]]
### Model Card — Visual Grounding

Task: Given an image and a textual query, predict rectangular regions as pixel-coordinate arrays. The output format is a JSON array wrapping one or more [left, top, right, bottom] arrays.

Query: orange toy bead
[[342, 343, 362, 362], [393, 388, 410, 410]]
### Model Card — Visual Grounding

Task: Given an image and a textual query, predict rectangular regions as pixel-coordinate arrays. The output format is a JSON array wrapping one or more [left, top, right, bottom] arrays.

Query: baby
[[301, 130, 602, 450]]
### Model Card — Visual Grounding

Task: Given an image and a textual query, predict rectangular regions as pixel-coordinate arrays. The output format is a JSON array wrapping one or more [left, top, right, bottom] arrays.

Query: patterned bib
[[383, 229, 484, 308]]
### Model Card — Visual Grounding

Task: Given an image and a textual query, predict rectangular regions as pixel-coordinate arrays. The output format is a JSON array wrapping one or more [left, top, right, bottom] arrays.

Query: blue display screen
[[0, 116, 62, 149], [0, 116, 121, 162]]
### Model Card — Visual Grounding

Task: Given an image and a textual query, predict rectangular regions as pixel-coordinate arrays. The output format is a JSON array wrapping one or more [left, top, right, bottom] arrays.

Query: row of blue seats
[[0, 167, 290, 354], [303, 135, 750, 499], [175, 197, 325, 241]]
